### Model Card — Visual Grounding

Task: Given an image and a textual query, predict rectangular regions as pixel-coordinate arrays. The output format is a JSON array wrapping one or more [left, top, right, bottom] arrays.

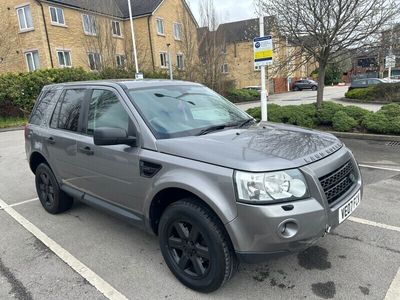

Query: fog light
[[277, 219, 299, 238]]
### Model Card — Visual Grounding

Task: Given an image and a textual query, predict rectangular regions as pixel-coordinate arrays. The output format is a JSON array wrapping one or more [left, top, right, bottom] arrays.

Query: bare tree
[[261, 0, 400, 107], [197, 0, 227, 90]]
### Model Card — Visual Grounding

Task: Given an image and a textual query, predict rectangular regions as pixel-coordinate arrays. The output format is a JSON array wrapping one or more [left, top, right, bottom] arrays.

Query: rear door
[[73, 87, 144, 213], [46, 88, 90, 187]]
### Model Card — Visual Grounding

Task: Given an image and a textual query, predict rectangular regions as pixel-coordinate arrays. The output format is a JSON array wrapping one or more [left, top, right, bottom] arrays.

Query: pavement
[[237, 86, 384, 112], [1, 130, 400, 300]]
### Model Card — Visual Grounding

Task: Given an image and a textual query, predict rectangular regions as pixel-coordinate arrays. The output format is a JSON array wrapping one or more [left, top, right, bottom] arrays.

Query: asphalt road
[[237, 86, 383, 112], [1, 130, 400, 300]]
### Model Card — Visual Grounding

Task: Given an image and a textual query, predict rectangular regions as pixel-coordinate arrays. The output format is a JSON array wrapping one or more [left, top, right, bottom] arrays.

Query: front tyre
[[311, 85, 318, 91], [159, 199, 236, 293], [35, 163, 73, 214]]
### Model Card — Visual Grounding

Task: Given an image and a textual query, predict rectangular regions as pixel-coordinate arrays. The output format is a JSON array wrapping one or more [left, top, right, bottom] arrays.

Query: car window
[[368, 79, 380, 85], [30, 90, 56, 126], [128, 85, 249, 139], [52, 89, 86, 132], [86, 89, 130, 136]]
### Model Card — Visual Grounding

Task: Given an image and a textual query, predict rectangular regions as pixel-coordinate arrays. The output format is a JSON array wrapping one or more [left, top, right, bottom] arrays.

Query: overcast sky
[[187, 0, 256, 25]]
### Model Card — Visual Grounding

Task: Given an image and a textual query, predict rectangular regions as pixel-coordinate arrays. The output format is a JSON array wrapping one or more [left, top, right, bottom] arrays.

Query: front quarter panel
[[140, 150, 237, 228]]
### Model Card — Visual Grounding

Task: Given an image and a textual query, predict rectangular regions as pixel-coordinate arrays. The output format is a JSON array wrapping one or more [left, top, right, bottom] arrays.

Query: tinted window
[[86, 90, 130, 136], [368, 79, 380, 85], [56, 89, 86, 132], [30, 90, 56, 125]]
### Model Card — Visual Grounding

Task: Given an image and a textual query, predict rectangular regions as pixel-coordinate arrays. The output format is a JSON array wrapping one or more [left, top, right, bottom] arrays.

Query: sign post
[[254, 20, 273, 122]]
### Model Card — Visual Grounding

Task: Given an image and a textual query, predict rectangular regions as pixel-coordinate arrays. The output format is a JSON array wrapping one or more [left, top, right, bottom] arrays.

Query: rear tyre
[[311, 85, 318, 91], [158, 199, 236, 293], [293, 86, 300, 91], [35, 163, 73, 214]]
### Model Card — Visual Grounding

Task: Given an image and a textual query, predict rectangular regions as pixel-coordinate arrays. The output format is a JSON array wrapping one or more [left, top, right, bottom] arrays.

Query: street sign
[[385, 55, 396, 68], [135, 72, 144, 80], [253, 35, 273, 67]]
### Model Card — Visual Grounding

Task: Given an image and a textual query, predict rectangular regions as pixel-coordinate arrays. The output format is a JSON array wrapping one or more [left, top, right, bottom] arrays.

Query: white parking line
[[385, 267, 400, 300], [0, 197, 128, 300], [0, 198, 39, 210], [359, 164, 400, 172], [348, 216, 400, 233]]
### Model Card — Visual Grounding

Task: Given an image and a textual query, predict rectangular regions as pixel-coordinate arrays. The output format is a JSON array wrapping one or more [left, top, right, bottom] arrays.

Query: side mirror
[[94, 127, 137, 146]]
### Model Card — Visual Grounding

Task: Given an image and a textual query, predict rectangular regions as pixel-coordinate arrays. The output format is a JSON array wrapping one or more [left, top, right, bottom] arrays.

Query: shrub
[[332, 111, 358, 132], [362, 112, 392, 134], [345, 87, 375, 101], [245, 104, 280, 121], [379, 103, 400, 118], [279, 104, 317, 128], [225, 88, 259, 103], [345, 83, 400, 102], [342, 105, 371, 124], [317, 101, 344, 125]]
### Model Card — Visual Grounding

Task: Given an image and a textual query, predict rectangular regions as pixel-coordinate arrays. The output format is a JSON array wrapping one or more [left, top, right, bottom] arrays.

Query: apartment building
[[0, 0, 198, 74], [198, 17, 317, 93]]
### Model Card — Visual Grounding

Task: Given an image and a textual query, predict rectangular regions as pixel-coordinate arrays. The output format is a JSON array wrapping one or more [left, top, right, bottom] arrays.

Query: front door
[[74, 88, 144, 213]]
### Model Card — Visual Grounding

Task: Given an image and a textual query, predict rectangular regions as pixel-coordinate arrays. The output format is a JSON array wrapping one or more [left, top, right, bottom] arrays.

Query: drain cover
[[386, 141, 400, 147]]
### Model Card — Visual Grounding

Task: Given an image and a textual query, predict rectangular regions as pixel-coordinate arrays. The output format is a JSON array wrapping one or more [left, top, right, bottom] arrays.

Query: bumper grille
[[319, 161, 355, 205]]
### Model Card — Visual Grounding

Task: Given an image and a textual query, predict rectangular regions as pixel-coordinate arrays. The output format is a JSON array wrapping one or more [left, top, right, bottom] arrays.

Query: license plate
[[338, 190, 361, 224]]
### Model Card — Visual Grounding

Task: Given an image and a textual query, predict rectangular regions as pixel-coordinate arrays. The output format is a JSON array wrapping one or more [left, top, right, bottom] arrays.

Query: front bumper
[[225, 146, 363, 263]]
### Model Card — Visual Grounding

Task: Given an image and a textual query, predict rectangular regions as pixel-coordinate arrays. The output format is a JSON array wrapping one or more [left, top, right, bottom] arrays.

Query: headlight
[[234, 169, 309, 204]]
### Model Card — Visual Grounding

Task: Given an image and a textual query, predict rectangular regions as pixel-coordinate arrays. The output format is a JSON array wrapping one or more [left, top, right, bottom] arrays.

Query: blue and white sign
[[253, 35, 273, 67]]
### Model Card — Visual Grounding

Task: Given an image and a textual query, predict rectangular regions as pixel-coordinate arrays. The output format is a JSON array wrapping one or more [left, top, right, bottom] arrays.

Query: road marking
[[385, 267, 400, 300], [0, 198, 39, 210], [0, 197, 128, 300], [349, 216, 400, 233], [359, 164, 400, 172]]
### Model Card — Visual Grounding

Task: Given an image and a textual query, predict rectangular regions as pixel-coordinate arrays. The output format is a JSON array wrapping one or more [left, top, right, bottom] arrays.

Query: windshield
[[128, 85, 250, 139]]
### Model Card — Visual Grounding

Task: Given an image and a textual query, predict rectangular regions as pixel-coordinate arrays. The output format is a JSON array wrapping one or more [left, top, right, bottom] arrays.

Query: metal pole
[[259, 16, 268, 121], [388, 22, 394, 79], [128, 0, 139, 74], [167, 43, 173, 80]]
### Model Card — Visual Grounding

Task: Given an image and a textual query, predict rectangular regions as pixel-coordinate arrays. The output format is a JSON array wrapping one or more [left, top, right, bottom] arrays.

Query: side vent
[[140, 160, 162, 178]]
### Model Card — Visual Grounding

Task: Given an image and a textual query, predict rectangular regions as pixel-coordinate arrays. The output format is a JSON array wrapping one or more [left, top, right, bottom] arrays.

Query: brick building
[[0, 0, 198, 74]]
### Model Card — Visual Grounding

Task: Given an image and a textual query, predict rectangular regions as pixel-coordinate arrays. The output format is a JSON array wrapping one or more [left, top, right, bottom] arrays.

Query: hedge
[[345, 83, 400, 102], [246, 102, 400, 135], [224, 88, 259, 103]]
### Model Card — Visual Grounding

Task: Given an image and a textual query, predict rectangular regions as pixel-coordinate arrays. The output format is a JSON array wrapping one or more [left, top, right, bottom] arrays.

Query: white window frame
[[160, 52, 168, 68], [56, 50, 72, 68], [156, 18, 165, 36], [49, 6, 65, 26], [173, 22, 183, 41], [176, 53, 184, 70], [82, 14, 97, 36], [16, 5, 34, 32], [88, 52, 101, 71], [25, 50, 40, 72], [111, 20, 122, 37], [116, 54, 125, 68]]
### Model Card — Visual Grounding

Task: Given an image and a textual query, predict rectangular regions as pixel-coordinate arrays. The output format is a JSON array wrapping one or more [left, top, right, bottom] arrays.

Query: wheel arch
[[29, 151, 50, 174]]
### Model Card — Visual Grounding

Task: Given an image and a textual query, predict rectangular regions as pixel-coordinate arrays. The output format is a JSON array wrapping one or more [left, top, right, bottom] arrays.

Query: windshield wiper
[[154, 93, 195, 105], [238, 118, 256, 128], [196, 124, 227, 136]]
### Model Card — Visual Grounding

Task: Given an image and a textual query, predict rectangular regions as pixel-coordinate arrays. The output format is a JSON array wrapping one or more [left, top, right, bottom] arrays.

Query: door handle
[[46, 137, 55, 144], [79, 146, 94, 156]]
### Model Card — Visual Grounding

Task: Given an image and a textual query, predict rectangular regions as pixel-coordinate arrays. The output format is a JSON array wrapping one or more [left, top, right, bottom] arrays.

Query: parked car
[[242, 86, 261, 93], [348, 78, 384, 91], [25, 80, 362, 293], [292, 79, 318, 91]]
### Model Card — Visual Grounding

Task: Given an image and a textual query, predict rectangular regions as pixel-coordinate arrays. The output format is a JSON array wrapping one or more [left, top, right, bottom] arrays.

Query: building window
[[49, 7, 65, 26], [116, 55, 125, 68], [88, 53, 101, 70], [160, 52, 168, 68], [25, 51, 40, 72], [17, 5, 33, 31], [177, 54, 184, 70], [57, 50, 71, 68], [173, 23, 182, 40], [82, 14, 97, 35], [112, 20, 122, 37], [221, 63, 229, 74], [156, 18, 165, 35]]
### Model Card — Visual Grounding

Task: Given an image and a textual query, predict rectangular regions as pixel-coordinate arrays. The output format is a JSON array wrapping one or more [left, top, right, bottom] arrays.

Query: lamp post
[[128, 0, 139, 75], [167, 43, 173, 80]]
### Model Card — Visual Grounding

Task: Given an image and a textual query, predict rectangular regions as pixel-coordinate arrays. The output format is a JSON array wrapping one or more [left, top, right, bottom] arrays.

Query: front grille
[[319, 161, 355, 205]]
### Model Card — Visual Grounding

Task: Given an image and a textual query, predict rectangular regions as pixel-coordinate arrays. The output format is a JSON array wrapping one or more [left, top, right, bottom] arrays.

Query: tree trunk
[[316, 64, 326, 109]]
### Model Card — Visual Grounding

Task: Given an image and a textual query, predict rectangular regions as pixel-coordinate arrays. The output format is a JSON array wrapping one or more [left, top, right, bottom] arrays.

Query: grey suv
[[25, 80, 362, 292]]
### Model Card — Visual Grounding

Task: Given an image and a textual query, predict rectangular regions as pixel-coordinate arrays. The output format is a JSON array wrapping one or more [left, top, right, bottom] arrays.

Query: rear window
[[29, 90, 56, 125]]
